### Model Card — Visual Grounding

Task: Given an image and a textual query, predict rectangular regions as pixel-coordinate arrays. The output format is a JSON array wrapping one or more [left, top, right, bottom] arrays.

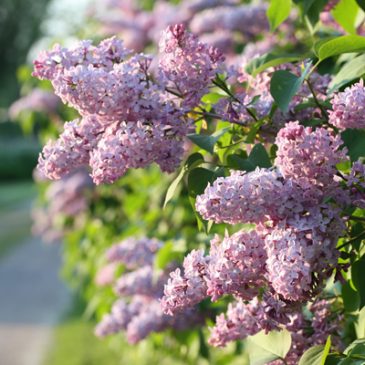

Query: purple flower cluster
[[161, 121, 349, 347], [159, 24, 224, 107], [32, 170, 93, 243], [275, 121, 347, 189], [33, 26, 223, 184], [95, 237, 202, 343], [329, 81, 365, 130], [106, 237, 162, 269]]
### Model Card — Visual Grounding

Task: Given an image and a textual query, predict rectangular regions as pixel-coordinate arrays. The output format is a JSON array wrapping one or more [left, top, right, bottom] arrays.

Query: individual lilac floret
[[161, 249, 208, 315], [275, 121, 347, 189], [158, 24, 224, 107], [37, 116, 103, 180], [106, 237, 163, 269], [195, 168, 284, 224], [323, 0, 340, 11], [206, 231, 267, 301], [329, 81, 365, 130]]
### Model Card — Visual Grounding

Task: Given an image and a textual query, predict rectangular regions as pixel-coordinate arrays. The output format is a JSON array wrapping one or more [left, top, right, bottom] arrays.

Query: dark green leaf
[[227, 144, 271, 171], [316, 35, 365, 61], [249, 144, 272, 168], [198, 329, 210, 360], [352, 255, 365, 308], [270, 70, 302, 112], [187, 168, 215, 198], [344, 339, 365, 357], [329, 54, 365, 92], [342, 281, 360, 312], [267, 0, 292, 31], [342, 129, 365, 161]]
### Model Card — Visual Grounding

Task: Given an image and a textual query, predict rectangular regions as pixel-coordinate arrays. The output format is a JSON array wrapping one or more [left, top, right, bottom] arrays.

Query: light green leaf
[[329, 54, 365, 92], [316, 35, 365, 61], [155, 242, 183, 269], [298, 345, 327, 365], [344, 338, 365, 356], [355, 307, 365, 338], [332, 0, 359, 34], [245, 52, 303, 76], [246, 329, 292, 365], [188, 128, 230, 154], [356, 0, 365, 12], [267, 0, 292, 31]]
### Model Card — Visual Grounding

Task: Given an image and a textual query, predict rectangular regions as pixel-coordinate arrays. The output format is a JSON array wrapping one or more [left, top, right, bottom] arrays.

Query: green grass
[[0, 181, 36, 258]]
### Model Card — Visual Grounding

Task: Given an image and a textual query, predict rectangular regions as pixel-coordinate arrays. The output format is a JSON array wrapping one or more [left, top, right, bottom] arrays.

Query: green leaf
[[249, 144, 272, 168], [227, 144, 272, 171], [342, 129, 365, 161], [198, 329, 210, 360], [188, 128, 230, 154], [331, 0, 359, 34], [245, 52, 303, 76], [187, 167, 215, 198], [329, 54, 365, 92], [344, 338, 365, 356], [322, 337, 332, 365], [316, 35, 365, 61], [163, 153, 204, 208], [267, 0, 292, 31], [342, 281, 360, 312], [355, 307, 365, 338], [154, 242, 182, 269], [299, 345, 327, 365], [356, 0, 365, 12], [246, 329, 292, 364], [352, 255, 365, 308], [270, 70, 302, 112]]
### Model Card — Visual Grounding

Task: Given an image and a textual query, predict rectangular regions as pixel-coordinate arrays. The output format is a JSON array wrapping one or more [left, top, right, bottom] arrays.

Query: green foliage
[[298, 342, 330, 365], [267, 0, 292, 31], [329, 54, 365, 91], [246, 329, 292, 364], [331, 0, 359, 34], [315, 36, 365, 61]]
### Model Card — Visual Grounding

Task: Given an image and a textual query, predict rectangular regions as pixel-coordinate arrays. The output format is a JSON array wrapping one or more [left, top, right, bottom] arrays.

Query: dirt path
[[0, 234, 71, 365]]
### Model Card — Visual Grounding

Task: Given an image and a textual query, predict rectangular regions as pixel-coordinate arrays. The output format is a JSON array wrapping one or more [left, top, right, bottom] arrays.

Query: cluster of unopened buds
[[94, 237, 203, 343]]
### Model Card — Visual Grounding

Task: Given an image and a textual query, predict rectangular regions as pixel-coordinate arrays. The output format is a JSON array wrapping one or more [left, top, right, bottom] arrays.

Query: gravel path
[[0, 234, 71, 365]]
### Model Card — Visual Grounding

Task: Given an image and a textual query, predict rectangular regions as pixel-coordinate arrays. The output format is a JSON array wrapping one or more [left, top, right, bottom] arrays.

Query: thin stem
[[192, 109, 246, 126], [306, 79, 329, 121], [337, 230, 365, 250], [348, 215, 365, 222], [212, 79, 259, 122], [165, 87, 183, 98]]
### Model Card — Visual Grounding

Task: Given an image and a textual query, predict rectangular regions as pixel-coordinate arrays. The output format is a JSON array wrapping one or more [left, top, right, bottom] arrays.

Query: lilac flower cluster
[[162, 121, 349, 347], [34, 26, 223, 184], [159, 24, 224, 108], [95, 237, 202, 343], [8, 89, 60, 119], [32, 170, 93, 243], [329, 81, 365, 130]]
